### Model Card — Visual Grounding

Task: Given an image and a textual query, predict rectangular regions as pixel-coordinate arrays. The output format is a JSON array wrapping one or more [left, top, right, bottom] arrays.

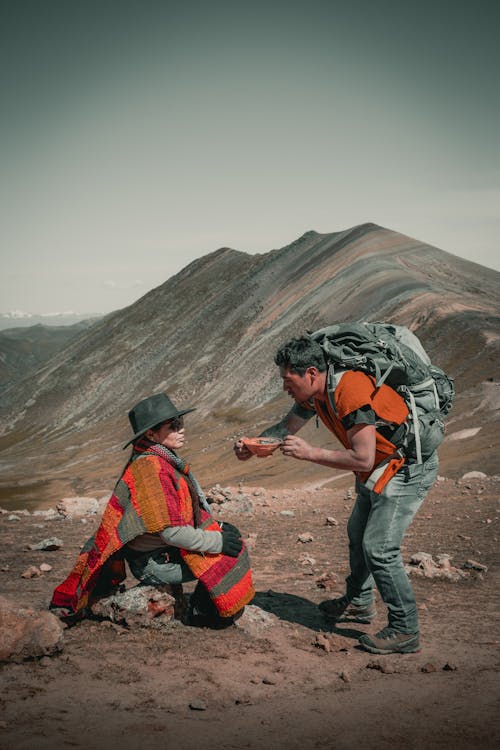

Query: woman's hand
[[280, 435, 315, 461], [233, 438, 253, 461]]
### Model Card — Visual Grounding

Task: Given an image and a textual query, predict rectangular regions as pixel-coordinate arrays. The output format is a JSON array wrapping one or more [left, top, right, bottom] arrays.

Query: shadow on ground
[[252, 589, 365, 640]]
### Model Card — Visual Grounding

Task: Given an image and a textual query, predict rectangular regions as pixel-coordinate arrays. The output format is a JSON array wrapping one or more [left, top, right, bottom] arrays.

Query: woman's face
[[147, 416, 185, 450]]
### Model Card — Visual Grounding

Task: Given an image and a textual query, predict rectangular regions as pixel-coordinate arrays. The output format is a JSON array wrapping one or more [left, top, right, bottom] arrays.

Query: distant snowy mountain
[[0, 311, 102, 330]]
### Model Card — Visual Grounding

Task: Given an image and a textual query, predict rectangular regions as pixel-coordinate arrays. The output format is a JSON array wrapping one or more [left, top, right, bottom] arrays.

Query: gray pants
[[345, 452, 439, 633], [127, 548, 196, 586]]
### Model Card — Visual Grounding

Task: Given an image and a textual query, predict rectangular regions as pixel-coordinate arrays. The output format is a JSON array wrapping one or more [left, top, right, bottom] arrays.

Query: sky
[[1, 0, 499, 315]]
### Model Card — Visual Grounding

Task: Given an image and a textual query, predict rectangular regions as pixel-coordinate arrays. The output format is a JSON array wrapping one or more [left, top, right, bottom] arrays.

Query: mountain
[[0, 223, 498, 508], [0, 311, 102, 331], [0, 320, 100, 394]]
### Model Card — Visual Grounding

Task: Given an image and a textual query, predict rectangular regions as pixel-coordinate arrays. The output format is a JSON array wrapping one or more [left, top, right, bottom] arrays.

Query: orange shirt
[[313, 370, 409, 488]]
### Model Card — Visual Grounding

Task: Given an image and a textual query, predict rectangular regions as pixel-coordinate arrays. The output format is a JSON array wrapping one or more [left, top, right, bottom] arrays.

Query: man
[[234, 336, 438, 654]]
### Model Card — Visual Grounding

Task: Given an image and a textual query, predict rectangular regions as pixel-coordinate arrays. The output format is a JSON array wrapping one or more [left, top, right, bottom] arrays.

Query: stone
[[7, 515, 21, 521], [233, 605, 278, 636], [463, 559, 488, 572], [461, 471, 488, 481], [90, 585, 176, 628], [189, 700, 207, 711], [0, 595, 64, 663], [297, 533, 314, 543], [27, 537, 63, 551], [421, 662, 438, 673], [21, 566, 42, 578], [300, 555, 316, 566], [32, 508, 60, 520], [39, 562, 53, 572], [313, 633, 331, 652], [443, 662, 458, 671], [280, 510, 295, 517], [325, 517, 339, 526], [57, 496, 99, 518], [339, 671, 350, 683], [315, 571, 338, 590]]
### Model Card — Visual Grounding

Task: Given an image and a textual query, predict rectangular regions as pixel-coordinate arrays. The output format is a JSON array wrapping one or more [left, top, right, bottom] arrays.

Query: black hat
[[123, 393, 196, 448]]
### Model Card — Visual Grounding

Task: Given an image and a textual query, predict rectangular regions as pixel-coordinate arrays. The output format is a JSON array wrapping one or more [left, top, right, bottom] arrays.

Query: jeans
[[345, 452, 439, 633], [127, 548, 196, 586]]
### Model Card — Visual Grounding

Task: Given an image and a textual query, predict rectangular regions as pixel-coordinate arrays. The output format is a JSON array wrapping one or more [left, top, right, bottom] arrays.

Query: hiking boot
[[358, 627, 420, 654], [319, 596, 376, 624]]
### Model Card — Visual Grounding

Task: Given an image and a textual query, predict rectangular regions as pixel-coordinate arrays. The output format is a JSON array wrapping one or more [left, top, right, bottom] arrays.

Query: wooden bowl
[[241, 437, 282, 457]]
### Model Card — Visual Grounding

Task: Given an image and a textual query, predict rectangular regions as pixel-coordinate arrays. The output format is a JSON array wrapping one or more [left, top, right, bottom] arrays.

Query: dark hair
[[274, 336, 327, 375]]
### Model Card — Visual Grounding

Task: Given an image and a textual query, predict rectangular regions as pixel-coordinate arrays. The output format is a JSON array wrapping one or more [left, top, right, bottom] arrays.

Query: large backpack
[[309, 322, 455, 463]]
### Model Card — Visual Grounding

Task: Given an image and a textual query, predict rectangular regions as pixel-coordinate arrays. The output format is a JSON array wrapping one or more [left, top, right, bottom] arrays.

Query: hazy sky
[[1, 0, 499, 314]]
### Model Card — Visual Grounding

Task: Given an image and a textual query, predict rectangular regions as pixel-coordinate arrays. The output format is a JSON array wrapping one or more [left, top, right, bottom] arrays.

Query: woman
[[50, 393, 254, 627]]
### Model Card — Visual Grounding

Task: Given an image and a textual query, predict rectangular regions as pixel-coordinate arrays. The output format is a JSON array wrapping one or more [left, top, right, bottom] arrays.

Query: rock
[[339, 671, 350, 683], [280, 510, 295, 517], [366, 660, 397, 674], [315, 571, 338, 590], [421, 662, 438, 673], [7, 515, 21, 521], [406, 552, 468, 582], [90, 585, 176, 628], [313, 633, 331, 652], [189, 700, 207, 711], [233, 605, 279, 636], [297, 533, 314, 543], [443, 662, 458, 671], [56, 497, 99, 518], [299, 555, 316, 565], [21, 566, 42, 579], [262, 676, 277, 685], [463, 559, 488, 572], [325, 517, 339, 526], [27, 537, 64, 551], [39, 563, 53, 572], [32, 508, 60, 520], [461, 471, 488, 481], [0, 595, 64, 663]]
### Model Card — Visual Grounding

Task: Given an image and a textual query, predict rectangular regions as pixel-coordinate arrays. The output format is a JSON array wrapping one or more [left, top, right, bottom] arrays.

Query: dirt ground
[[0, 473, 499, 750]]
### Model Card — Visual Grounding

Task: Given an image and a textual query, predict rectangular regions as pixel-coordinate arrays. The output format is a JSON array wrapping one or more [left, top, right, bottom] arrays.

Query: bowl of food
[[241, 437, 282, 458]]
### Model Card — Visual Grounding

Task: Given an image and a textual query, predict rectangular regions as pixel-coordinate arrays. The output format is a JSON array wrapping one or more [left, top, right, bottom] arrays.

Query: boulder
[[90, 585, 176, 628], [0, 595, 64, 663]]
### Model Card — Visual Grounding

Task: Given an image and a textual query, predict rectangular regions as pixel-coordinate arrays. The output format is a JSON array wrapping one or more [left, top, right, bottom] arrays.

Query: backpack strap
[[399, 386, 422, 464], [326, 365, 347, 415]]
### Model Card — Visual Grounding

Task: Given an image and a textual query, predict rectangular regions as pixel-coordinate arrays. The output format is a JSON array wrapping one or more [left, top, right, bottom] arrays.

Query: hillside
[[0, 223, 499, 508], [0, 320, 99, 394]]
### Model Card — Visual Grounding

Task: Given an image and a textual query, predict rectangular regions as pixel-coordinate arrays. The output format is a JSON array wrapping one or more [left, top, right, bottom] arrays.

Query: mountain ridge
[[0, 222, 498, 506]]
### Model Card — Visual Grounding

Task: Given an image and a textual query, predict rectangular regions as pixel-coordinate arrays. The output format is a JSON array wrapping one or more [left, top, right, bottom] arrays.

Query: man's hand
[[280, 435, 315, 461], [233, 438, 253, 461]]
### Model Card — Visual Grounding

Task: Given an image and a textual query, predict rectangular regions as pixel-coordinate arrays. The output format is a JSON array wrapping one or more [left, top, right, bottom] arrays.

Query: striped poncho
[[50, 442, 255, 619]]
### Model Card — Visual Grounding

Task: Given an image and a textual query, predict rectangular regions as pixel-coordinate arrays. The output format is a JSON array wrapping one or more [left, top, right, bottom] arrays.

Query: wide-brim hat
[[123, 392, 196, 449]]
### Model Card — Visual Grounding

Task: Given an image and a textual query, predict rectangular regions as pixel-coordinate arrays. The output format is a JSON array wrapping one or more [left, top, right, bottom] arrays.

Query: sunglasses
[[165, 416, 184, 431]]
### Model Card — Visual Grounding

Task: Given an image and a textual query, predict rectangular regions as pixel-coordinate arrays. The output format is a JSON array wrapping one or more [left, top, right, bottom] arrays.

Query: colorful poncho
[[50, 441, 255, 619]]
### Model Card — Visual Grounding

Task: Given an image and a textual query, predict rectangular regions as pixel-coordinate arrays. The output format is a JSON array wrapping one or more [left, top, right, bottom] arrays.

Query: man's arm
[[280, 423, 376, 472]]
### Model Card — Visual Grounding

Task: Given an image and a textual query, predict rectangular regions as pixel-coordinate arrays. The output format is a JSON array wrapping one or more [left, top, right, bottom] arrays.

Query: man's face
[[280, 366, 322, 403]]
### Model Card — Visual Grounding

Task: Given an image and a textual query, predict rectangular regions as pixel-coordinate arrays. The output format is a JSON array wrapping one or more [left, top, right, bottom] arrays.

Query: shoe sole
[[358, 636, 420, 655]]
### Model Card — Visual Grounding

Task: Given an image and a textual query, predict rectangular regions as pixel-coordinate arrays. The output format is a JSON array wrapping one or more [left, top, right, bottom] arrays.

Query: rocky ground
[[0, 472, 499, 750]]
